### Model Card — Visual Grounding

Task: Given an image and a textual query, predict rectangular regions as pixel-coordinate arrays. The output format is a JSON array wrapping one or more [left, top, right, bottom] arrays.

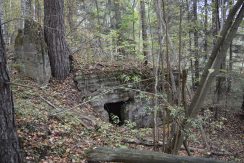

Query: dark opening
[[104, 101, 126, 126]]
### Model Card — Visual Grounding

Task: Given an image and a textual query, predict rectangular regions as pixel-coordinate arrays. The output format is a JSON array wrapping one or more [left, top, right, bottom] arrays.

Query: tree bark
[[216, 0, 227, 104], [44, 0, 70, 80], [87, 147, 225, 163], [0, 19, 23, 163]]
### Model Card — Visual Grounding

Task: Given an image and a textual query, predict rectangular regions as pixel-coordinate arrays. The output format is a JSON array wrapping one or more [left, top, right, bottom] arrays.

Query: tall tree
[[215, 0, 227, 104], [0, 19, 23, 163], [140, 0, 148, 65], [44, 0, 70, 80]]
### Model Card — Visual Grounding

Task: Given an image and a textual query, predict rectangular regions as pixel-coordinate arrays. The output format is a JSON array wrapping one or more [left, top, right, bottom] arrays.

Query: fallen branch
[[86, 147, 228, 163]]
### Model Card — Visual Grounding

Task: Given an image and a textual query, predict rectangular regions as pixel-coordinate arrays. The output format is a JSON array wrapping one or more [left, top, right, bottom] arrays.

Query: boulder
[[14, 20, 51, 85]]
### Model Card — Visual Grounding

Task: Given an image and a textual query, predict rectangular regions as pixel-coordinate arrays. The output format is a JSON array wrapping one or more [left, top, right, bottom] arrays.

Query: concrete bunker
[[104, 98, 133, 126], [74, 70, 158, 128], [104, 101, 126, 125]]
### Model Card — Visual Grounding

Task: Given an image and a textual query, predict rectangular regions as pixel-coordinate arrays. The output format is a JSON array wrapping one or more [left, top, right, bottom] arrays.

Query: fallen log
[[86, 147, 230, 163]]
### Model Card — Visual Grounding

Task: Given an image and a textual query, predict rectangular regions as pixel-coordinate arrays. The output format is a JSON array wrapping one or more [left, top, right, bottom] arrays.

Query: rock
[[14, 20, 51, 85], [74, 70, 162, 128]]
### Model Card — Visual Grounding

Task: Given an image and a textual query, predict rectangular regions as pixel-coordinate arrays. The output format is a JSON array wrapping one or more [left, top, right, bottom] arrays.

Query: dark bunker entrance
[[104, 101, 127, 126]]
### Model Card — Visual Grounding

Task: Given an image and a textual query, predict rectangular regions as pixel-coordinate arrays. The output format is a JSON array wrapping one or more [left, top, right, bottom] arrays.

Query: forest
[[0, 0, 243, 162]]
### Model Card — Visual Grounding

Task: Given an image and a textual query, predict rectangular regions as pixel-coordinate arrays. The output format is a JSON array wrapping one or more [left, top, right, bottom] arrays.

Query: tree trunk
[[215, 0, 226, 104], [204, 0, 208, 62], [0, 19, 23, 163], [242, 94, 244, 112], [186, 0, 195, 90], [87, 147, 225, 163], [193, 0, 199, 88], [25, 0, 32, 17], [155, 0, 165, 93], [212, 0, 220, 44], [20, 0, 26, 29], [44, 0, 70, 80], [140, 0, 148, 65], [227, 41, 232, 92], [178, 0, 183, 105], [0, 0, 5, 41], [111, 0, 124, 56], [132, 0, 136, 49], [216, 0, 227, 104], [67, 0, 75, 32], [34, 0, 42, 23]]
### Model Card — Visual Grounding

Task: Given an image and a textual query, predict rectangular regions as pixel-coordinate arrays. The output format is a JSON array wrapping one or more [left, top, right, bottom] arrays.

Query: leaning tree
[[0, 19, 22, 162], [44, 0, 70, 80], [170, 0, 244, 154]]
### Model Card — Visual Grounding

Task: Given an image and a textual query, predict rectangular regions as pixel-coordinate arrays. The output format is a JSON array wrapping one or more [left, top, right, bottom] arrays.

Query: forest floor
[[11, 70, 244, 163]]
